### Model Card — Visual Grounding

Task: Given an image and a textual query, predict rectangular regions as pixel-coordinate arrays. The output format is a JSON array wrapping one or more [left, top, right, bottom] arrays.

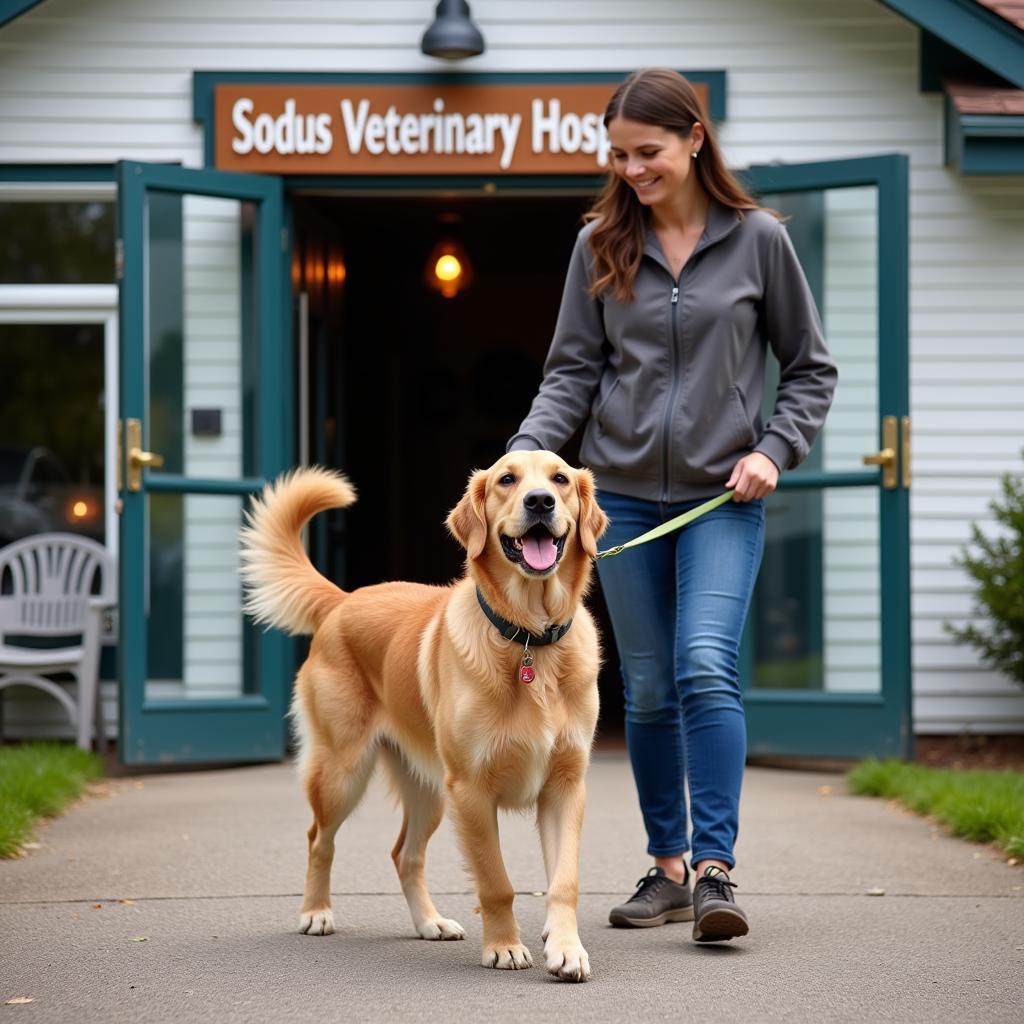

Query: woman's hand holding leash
[[726, 452, 779, 501], [594, 451, 780, 561]]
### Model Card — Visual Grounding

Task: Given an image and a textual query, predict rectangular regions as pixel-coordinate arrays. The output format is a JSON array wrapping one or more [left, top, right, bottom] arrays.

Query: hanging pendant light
[[426, 237, 473, 299], [420, 0, 485, 60]]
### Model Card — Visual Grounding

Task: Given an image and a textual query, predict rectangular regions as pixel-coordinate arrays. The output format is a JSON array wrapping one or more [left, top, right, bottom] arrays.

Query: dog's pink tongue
[[522, 535, 557, 571]]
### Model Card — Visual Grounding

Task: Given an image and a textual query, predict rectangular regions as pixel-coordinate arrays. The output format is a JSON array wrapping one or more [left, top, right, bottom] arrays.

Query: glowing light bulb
[[71, 500, 88, 519], [435, 254, 462, 282]]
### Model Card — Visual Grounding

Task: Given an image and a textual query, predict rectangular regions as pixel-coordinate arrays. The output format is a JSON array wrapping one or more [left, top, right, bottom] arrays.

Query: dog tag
[[519, 651, 535, 684]]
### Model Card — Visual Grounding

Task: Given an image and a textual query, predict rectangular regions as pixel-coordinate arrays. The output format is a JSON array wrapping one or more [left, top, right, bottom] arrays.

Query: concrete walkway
[[1, 754, 1021, 1023]]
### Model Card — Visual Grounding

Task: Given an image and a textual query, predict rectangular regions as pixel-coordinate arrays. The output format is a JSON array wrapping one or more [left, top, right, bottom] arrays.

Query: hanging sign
[[211, 81, 713, 175]]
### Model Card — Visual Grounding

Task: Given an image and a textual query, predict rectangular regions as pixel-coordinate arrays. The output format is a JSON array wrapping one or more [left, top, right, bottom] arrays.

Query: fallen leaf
[[118, 899, 136, 905], [817, 785, 833, 796], [23, 842, 40, 850], [91, 903, 103, 910], [129, 936, 148, 942], [5, 997, 34, 1005], [867, 887, 886, 896], [1007, 858, 1018, 867]]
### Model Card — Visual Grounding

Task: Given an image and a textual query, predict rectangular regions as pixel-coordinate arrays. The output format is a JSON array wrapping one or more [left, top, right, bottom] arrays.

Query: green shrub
[[946, 458, 1024, 688]]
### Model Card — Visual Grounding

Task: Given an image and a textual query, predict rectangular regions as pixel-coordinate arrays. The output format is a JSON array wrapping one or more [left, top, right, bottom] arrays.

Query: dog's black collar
[[475, 588, 572, 646]]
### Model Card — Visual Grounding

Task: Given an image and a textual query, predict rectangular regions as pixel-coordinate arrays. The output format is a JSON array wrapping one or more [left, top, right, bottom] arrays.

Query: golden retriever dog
[[239, 450, 607, 981]]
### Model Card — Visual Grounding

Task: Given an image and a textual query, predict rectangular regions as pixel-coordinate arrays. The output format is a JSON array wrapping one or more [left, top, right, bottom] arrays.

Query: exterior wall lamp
[[420, 0, 485, 60]]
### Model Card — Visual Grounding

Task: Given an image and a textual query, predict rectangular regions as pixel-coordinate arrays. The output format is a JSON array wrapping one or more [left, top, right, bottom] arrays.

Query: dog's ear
[[446, 469, 489, 559], [576, 468, 608, 558]]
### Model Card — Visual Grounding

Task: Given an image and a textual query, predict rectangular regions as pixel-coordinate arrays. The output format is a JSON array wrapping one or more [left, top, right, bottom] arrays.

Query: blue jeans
[[595, 490, 766, 868]]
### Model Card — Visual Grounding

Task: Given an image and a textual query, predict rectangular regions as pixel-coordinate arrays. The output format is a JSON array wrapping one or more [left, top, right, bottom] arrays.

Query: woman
[[507, 68, 836, 943]]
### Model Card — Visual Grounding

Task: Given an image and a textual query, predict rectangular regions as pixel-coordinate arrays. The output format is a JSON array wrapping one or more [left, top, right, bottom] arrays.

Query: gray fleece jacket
[[508, 200, 838, 502]]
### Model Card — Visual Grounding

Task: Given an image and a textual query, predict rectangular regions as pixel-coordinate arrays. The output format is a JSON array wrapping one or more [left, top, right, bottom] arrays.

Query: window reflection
[[0, 202, 115, 284], [0, 324, 105, 544]]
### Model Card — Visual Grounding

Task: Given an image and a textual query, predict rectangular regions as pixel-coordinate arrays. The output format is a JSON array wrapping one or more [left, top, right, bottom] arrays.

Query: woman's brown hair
[[586, 68, 760, 302]]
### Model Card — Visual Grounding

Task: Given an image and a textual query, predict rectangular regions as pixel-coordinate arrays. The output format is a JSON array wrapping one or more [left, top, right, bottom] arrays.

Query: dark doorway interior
[[291, 191, 624, 741]]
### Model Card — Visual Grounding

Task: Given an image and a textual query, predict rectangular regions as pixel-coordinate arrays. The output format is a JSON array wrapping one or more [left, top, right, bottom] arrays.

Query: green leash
[[595, 490, 736, 560]]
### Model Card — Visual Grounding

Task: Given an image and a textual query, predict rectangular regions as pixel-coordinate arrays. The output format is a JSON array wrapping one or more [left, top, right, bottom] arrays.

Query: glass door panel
[[141, 192, 253, 705], [147, 192, 252, 481], [752, 186, 881, 697], [145, 492, 249, 703], [753, 488, 881, 695]]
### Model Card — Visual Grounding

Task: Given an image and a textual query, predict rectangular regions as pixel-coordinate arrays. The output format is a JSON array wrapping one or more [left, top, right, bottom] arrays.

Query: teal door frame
[[741, 153, 912, 759], [117, 160, 292, 765]]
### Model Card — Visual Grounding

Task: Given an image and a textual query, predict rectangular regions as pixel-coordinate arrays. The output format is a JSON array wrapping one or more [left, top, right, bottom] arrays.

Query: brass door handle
[[129, 448, 164, 469], [124, 418, 164, 492], [863, 416, 898, 489], [862, 447, 896, 467]]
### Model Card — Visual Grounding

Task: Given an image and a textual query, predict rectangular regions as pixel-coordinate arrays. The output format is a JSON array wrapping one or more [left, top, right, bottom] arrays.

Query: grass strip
[[0, 742, 103, 858], [847, 758, 1024, 859]]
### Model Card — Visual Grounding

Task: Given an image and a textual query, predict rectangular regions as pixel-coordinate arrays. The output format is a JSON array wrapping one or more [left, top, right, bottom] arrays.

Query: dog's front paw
[[417, 916, 466, 941], [544, 936, 591, 982], [482, 942, 533, 970], [299, 909, 335, 935]]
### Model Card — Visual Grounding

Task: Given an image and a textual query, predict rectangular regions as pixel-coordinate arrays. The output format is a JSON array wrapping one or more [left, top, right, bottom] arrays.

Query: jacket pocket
[[593, 378, 621, 435], [727, 384, 758, 449]]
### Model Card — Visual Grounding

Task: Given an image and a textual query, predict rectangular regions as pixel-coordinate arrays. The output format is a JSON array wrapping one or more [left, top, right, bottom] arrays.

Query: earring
[[692, 151, 699, 159]]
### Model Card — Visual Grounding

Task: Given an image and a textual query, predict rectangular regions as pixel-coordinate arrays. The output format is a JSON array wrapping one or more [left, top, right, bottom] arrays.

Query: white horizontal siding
[[1, 678, 118, 743], [908, 158, 1024, 732], [1, 0, 1022, 737]]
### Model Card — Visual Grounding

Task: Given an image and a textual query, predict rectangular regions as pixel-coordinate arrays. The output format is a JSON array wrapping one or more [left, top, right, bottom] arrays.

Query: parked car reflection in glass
[[0, 445, 103, 545]]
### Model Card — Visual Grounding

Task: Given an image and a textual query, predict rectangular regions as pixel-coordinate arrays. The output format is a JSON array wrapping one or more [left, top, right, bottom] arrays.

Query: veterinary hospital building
[[1, 0, 1022, 766]]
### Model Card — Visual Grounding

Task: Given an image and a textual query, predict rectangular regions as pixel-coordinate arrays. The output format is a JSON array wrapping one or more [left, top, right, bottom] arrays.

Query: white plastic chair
[[0, 533, 116, 751]]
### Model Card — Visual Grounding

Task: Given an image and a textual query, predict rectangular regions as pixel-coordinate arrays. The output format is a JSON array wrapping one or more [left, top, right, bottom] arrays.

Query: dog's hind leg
[[380, 745, 465, 941], [298, 739, 378, 936]]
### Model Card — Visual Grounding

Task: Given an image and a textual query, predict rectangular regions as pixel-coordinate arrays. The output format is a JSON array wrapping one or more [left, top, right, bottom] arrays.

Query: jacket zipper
[[650, 219, 739, 503], [660, 280, 682, 503]]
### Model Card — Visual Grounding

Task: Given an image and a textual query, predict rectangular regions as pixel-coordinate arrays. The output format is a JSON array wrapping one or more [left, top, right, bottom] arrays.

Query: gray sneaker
[[692, 865, 749, 942], [608, 867, 694, 927]]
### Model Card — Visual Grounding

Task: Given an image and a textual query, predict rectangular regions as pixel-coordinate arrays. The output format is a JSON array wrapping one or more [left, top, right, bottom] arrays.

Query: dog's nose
[[523, 489, 556, 514]]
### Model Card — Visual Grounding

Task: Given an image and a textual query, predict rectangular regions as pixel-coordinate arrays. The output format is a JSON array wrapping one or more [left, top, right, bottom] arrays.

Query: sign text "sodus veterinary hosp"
[[214, 82, 705, 175]]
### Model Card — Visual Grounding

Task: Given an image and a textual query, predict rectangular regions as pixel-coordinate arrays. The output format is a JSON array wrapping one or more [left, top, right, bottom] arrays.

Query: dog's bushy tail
[[239, 467, 356, 635]]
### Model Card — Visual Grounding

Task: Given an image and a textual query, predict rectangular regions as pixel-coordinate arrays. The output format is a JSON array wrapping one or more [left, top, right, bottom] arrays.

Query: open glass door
[[741, 154, 911, 759], [117, 161, 291, 765]]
